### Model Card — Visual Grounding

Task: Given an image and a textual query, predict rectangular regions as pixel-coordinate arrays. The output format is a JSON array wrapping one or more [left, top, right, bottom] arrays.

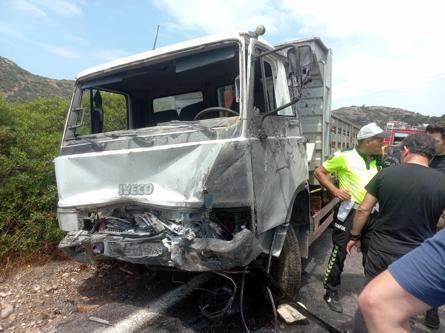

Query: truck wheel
[[270, 226, 301, 299]]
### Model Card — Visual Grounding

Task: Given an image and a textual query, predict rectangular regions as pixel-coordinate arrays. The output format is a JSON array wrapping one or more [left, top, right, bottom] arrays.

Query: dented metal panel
[[55, 138, 252, 209]]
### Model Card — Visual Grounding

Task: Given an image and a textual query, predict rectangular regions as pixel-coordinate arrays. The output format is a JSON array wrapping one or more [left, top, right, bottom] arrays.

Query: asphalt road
[[56, 230, 445, 332]]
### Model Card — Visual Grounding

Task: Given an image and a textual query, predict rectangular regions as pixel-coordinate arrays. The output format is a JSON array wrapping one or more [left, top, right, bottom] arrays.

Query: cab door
[[247, 41, 308, 235]]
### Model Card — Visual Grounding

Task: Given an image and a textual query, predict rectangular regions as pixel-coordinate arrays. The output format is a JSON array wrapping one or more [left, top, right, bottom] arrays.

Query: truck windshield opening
[[69, 43, 240, 138]]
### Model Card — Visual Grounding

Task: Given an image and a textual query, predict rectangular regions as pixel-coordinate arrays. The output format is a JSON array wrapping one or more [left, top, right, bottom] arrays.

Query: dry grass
[[0, 243, 68, 280]]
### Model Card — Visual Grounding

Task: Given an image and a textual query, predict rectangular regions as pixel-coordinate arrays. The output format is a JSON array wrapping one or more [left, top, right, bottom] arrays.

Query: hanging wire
[[199, 271, 237, 319], [266, 229, 279, 333], [266, 286, 278, 333], [240, 267, 250, 333]]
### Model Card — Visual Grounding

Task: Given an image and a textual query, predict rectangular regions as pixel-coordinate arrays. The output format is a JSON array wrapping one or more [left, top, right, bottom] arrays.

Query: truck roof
[[76, 32, 270, 80]]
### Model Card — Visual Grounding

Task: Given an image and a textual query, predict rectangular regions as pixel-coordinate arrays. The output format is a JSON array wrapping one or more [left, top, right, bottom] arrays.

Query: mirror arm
[[258, 97, 300, 140], [261, 98, 299, 122], [252, 44, 293, 60]]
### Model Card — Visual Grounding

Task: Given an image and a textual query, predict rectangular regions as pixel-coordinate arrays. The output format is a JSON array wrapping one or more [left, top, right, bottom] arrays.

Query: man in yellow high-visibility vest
[[314, 122, 387, 313]]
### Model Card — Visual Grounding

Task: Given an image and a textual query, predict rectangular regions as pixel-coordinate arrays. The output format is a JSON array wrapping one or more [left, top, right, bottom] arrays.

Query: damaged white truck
[[55, 27, 334, 296]]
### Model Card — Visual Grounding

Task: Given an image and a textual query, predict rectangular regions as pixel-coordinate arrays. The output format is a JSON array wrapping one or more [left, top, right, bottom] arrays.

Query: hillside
[[333, 105, 444, 128], [0, 56, 74, 103]]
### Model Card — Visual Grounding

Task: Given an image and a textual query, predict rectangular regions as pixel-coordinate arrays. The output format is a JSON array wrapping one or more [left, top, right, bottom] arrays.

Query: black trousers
[[323, 207, 373, 293]]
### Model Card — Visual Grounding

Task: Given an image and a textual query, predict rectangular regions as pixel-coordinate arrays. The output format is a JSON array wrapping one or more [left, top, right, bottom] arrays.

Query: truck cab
[[55, 28, 331, 294]]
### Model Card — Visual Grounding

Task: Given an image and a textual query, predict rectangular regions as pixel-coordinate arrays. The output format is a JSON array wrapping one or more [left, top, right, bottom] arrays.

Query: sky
[[0, 0, 444, 117]]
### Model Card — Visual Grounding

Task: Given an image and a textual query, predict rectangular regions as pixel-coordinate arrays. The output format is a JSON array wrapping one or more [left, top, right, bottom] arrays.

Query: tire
[[270, 225, 302, 299]]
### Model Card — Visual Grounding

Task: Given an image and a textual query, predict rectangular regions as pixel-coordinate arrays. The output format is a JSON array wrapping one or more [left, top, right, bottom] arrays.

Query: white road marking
[[95, 273, 210, 333]]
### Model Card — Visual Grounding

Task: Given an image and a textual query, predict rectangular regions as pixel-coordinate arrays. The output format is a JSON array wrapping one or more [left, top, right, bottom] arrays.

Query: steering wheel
[[193, 107, 239, 121]]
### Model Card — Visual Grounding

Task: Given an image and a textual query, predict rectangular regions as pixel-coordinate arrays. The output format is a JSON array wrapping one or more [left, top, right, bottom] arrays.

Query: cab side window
[[253, 58, 276, 114]]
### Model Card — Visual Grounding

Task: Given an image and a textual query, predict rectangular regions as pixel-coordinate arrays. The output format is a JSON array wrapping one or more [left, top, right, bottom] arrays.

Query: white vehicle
[[55, 26, 337, 296]]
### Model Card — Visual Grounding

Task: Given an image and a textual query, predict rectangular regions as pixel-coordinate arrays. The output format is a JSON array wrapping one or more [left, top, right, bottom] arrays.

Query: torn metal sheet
[[59, 227, 263, 271]]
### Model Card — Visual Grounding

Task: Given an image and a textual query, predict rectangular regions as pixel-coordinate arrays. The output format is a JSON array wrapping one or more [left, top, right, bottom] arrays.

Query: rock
[[53, 301, 76, 315], [62, 273, 69, 278], [45, 285, 58, 293], [0, 303, 14, 319], [0, 292, 7, 298], [33, 286, 41, 293], [9, 313, 16, 322], [76, 303, 99, 313], [38, 312, 49, 320], [0, 324, 3, 331]]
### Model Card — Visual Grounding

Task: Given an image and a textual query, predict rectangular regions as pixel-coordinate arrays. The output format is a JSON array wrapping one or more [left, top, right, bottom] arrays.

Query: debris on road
[[76, 303, 100, 313], [0, 303, 14, 319], [88, 316, 112, 326], [277, 303, 307, 323]]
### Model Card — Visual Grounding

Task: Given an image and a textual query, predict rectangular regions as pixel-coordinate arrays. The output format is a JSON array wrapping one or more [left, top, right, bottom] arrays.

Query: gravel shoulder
[[0, 259, 160, 332]]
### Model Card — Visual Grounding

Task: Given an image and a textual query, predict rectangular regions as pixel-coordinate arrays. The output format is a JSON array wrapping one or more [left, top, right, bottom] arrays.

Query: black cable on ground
[[240, 267, 250, 333], [266, 286, 278, 333], [199, 272, 237, 319]]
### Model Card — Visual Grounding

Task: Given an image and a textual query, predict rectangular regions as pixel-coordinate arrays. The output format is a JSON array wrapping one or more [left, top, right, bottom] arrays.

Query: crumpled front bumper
[[58, 228, 263, 271]]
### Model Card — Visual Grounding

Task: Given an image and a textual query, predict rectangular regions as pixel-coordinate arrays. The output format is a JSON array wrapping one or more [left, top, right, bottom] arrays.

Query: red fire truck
[[383, 128, 422, 145]]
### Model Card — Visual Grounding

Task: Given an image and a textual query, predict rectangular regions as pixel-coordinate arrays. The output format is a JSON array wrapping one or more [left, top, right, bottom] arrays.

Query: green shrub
[[0, 96, 67, 259]]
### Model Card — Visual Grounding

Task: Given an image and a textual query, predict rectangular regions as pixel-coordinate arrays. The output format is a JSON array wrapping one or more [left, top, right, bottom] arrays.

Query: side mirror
[[287, 45, 314, 90]]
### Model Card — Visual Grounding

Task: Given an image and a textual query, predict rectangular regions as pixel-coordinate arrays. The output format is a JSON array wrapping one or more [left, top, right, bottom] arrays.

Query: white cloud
[[155, 0, 445, 116], [37, 0, 81, 16], [0, 23, 26, 40], [13, 0, 47, 17], [46, 45, 79, 58], [154, 0, 285, 35], [63, 32, 90, 46]]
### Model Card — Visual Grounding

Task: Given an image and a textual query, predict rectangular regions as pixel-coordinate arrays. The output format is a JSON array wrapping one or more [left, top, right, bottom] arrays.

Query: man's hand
[[334, 188, 351, 201], [347, 239, 361, 255]]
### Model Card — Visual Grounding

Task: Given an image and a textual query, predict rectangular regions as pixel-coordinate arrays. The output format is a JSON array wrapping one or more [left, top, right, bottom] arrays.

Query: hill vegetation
[[0, 96, 66, 261], [0, 56, 73, 103], [333, 105, 445, 128]]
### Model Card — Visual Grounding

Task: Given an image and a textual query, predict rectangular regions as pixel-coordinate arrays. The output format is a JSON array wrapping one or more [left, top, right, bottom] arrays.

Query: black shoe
[[425, 308, 440, 329], [323, 292, 343, 313]]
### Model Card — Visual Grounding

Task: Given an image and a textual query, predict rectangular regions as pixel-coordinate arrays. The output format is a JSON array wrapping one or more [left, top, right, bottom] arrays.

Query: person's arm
[[358, 270, 430, 333], [346, 193, 377, 255], [314, 165, 351, 201], [437, 209, 445, 231]]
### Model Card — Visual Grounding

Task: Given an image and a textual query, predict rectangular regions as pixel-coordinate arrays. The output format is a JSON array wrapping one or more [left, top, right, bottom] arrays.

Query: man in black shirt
[[426, 123, 445, 173], [346, 133, 445, 333]]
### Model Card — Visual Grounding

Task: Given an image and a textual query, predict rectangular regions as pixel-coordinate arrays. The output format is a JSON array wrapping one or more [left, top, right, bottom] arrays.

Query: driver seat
[[179, 101, 204, 121]]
